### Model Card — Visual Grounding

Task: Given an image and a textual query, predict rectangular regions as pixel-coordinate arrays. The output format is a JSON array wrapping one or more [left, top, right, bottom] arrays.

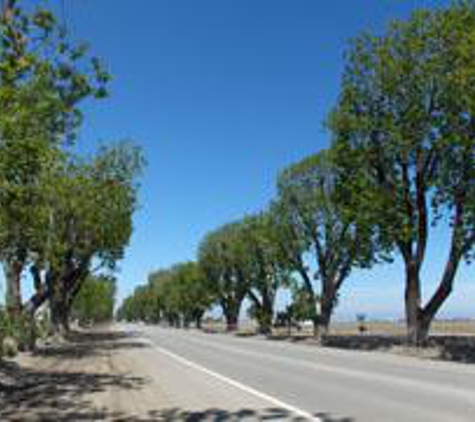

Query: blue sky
[[6, 0, 474, 320]]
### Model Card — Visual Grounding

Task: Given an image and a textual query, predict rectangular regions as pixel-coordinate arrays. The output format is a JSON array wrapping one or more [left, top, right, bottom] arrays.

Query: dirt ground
[[0, 328, 167, 421]]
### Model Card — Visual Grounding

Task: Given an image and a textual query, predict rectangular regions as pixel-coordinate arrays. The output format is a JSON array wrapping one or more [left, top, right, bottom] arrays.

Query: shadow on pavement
[[146, 407, 353, 421], [268, 333, 475, 364], [319, 335, 475, 364]]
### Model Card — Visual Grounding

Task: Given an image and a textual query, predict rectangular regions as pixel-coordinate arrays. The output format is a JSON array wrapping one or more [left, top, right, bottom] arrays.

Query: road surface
[[136, 324, 475, 422]]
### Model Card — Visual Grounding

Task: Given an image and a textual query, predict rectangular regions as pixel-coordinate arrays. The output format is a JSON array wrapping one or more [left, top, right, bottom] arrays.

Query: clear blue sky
[[11, 0, 475, 320]]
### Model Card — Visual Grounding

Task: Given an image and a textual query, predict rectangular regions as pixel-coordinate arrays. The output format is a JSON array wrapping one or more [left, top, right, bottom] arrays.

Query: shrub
[[0, 308, 37, 353]]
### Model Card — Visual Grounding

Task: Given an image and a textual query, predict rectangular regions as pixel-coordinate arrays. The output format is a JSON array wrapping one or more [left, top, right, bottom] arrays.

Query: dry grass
[[328, 319, 475, 337], [200, 319, 475, 364], [203, 319, 475, 337]]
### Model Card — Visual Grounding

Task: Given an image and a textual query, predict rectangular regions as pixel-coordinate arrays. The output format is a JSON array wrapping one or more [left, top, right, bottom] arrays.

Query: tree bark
[[318, 299, 333, 339], [225, 313, 238, 331], [220, 293, 244, 332], [50, 290, 69, 335], [4, 257, 25, 318], [195, 313, 203, 330], [404, 259, 422, 345], [257, 310, 272, 335], [248, 289, 274, 335]]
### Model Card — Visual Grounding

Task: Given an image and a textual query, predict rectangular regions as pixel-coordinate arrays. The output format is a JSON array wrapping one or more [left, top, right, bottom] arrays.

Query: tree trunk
[[225, 313, 238, 331], [222, 308, 237, 331], [196, 316, 202, 330], [317, 311, 331, 341], [318, 281, 337, 340], [50, 299, 69, 335], [195, 310, 204, 329], [404, 260, 422, 346], [221, 300, 241, 331], [4, 258, 25, 318], [49, 284, 70, 335], [257, 312, 272, 335], [416, 245, 460, 345], [248, 290, 274, 336]]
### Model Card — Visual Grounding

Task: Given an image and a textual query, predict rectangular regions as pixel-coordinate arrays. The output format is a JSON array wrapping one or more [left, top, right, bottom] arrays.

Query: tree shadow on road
[[146, 407, 353, 421], [320, 335, 475, 364]]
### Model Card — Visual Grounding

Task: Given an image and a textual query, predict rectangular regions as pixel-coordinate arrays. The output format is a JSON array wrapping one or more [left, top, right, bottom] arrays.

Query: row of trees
[[71, 275, 116, 325], [117, 262, 212, 328], [121, 1, 475, 346], [0, 0, 143, 346]]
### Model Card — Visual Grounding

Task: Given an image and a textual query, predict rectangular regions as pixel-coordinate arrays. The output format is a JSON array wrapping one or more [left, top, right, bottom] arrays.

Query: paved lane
[[136, 325, 475, 422]]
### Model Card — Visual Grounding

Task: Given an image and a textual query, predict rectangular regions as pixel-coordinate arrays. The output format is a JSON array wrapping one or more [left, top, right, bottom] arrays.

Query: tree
[[239, 213, 290, 335], [198, 222, 249, 331], [169, 262, 214, 329], [26, 142, 144, 333], [329, 2, 475, 344], [275, 151, 374, 338], [0, 0, 109, 317], [118, 262, 213, 328], [71, 275, 116, 325], [117, 284, 159, 323]]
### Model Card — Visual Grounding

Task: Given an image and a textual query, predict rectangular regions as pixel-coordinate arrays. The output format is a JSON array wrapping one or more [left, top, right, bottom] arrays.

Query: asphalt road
[[135, 325, 475, 422]]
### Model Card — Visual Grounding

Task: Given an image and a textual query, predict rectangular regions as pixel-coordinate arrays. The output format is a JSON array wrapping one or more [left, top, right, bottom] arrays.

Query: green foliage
[[0, 0, 111, 316], [117, 262, 213, 328], [0, 306, 36, 352], [329, 0, 475, 342], [237, 213, 291, 333], [46, 142, 144, 272], [289, 286, 319, 323], [198, 221, 250, 329], [71, 275, 116, 325], [39, 141, 143, 333], [330, 2, 475, 255], [0, 1, 144, 340], [274, 150, 375, 333]]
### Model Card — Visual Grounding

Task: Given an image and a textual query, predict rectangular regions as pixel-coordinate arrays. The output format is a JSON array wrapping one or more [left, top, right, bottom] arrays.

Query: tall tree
[[26, 142, 143, 333], [276, 151, 374, 337], [0, 0, 109, 316], [119, 263, 213, 328], [71, 275, 116, 325], [198, 222, 249, 331], [329, 2, 475, 344], [169, 262, 213, 329], [240, 213, 289, 335]]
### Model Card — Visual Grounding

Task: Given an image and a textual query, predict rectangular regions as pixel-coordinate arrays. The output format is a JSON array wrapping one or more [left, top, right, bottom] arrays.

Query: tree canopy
[[329, 1, 475, 344], [0, 0, 143, 342]]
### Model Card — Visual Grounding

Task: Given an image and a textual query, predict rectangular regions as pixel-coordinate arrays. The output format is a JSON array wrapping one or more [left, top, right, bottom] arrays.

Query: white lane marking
[[145, 339, 320, 421]]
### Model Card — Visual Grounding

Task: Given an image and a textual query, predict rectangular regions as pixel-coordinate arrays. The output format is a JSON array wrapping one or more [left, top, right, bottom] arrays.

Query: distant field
[[203, 319, 475, 337], [200, 319, 475, 364], [327, 320, 475, 337]]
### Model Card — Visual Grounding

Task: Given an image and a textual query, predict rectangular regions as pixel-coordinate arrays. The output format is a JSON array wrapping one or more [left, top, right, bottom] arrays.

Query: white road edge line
[[146, 339, 321, 421]]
